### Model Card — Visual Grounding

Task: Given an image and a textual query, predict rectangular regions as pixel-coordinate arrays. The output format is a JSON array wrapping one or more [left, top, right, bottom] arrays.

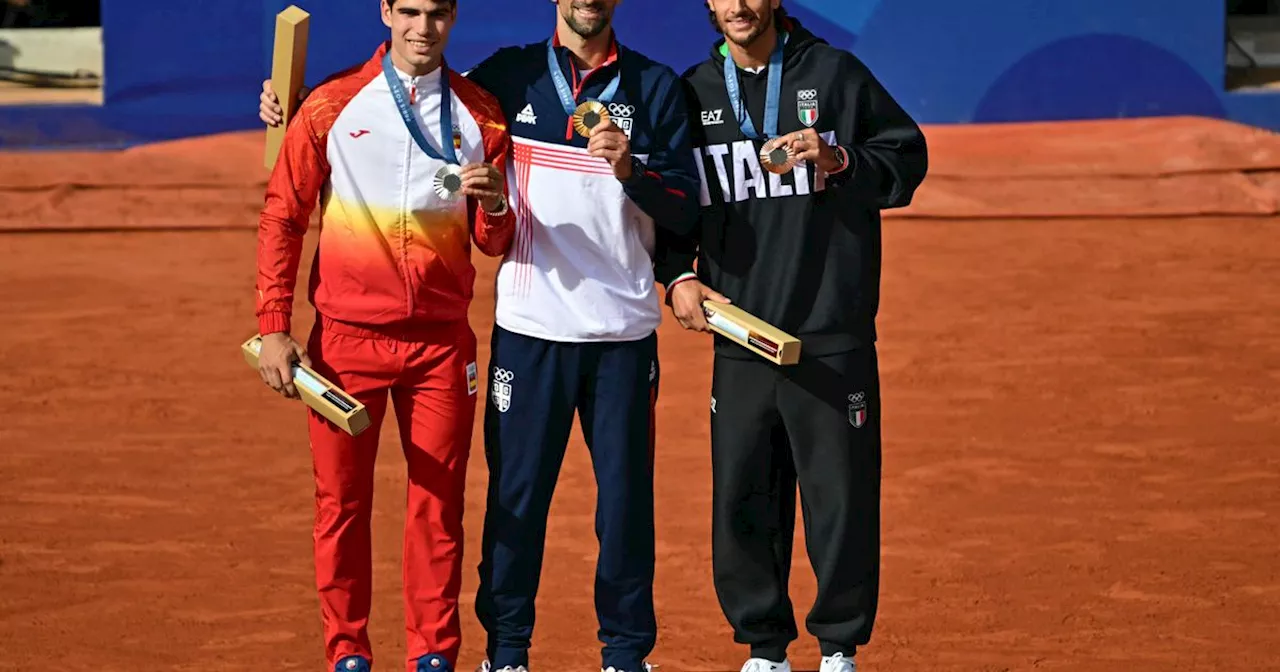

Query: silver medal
[[433, 164, 464, 202]]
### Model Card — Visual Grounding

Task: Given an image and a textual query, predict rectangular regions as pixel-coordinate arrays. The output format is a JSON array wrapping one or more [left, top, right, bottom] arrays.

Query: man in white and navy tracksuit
[[464, 21, 700, 672]]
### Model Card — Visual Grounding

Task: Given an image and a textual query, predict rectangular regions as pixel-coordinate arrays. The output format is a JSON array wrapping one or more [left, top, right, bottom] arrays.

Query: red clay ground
[[1, 119, 1279, 671]]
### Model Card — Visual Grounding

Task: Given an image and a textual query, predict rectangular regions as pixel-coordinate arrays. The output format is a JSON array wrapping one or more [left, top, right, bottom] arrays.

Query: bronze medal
[[759, 138, 795, 175]]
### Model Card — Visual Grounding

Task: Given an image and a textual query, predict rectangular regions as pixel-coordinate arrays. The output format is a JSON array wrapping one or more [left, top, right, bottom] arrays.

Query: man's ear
[[381, 0, 393, 29]]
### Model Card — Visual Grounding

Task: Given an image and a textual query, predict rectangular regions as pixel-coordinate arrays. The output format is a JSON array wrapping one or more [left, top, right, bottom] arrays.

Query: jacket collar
[[551, 28, 622, 86]]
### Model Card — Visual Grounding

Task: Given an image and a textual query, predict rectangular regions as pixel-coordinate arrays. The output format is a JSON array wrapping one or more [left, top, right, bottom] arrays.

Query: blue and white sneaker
[[335, 656, 371, 672], [417, 654, 453, 672], [819, 653, 855, 672]]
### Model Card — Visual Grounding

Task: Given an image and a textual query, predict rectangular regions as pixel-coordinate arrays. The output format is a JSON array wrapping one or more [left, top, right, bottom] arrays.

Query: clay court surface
[[1, 117, 1278, 671]]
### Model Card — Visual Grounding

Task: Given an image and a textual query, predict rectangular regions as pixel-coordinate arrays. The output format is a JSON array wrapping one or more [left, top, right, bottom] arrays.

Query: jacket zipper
[[401, 80, 416, 320]]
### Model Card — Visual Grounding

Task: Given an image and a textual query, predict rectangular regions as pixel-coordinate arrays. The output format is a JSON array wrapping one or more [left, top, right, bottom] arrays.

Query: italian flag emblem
[[797, 89, 819, 127]]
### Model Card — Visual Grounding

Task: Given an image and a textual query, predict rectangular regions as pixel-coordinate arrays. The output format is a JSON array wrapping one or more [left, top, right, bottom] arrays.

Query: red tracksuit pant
[[304, 315, 478, 672]]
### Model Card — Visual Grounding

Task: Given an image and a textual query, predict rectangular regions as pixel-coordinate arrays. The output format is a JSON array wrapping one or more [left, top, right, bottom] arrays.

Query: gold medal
[[433, 164, 464, 202], [759, 138, 795, 175], [572, 100, 610, 138]]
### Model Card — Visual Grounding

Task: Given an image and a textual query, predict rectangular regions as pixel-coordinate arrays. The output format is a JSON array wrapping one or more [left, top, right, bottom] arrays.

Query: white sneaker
[[739, 658, 791, 672], [602, 663, 654, 672], [819, 653, 855, 672], [476, 661, 528, 672]]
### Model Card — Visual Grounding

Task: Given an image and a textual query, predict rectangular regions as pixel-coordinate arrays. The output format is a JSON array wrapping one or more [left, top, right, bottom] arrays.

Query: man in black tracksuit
[[654, 2, 928, 671]]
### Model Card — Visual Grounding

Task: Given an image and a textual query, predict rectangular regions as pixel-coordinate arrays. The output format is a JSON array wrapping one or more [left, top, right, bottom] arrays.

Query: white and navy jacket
[[467, 32, 700, 343]]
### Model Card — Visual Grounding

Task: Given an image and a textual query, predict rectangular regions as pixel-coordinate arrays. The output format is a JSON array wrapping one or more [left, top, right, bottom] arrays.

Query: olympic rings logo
[[492, 368, 514, 383], [797, 89, 818, 101], [608, 103, 635, 118], [848, 392, 865, 403]]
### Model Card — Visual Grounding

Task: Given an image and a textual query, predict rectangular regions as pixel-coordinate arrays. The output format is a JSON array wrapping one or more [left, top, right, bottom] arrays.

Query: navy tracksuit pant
[[475, 325, 659, 672]]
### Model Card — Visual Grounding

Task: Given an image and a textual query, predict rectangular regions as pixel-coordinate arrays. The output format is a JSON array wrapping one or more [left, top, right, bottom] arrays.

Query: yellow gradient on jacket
[[319, 194, 472, 271]]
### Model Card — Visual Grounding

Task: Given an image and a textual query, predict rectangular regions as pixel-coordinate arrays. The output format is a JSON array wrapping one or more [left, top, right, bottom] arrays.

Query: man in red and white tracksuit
[[253, 2, 515, 671]]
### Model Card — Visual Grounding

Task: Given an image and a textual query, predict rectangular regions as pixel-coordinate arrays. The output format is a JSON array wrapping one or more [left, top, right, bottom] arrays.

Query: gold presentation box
[[701, 301, 801, 366], [264, 5, 310, 169], [242, 334, 370, 436]]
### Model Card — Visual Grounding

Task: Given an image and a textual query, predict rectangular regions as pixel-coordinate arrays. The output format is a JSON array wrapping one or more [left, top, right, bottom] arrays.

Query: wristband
[[666, 271, 698, 290], [829, 146, 851, 174]]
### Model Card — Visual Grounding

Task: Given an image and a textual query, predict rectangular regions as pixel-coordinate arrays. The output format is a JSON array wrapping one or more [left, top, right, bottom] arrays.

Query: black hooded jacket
[[654, 18, 928, 358]]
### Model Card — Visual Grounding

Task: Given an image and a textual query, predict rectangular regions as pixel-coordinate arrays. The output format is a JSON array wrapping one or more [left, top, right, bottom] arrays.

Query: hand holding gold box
[[701, 301, 802, 365], [242, 335, 371, 436]]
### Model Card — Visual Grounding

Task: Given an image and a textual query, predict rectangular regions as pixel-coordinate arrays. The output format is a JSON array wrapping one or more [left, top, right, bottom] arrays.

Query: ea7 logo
[[701, 109, 725, 126]]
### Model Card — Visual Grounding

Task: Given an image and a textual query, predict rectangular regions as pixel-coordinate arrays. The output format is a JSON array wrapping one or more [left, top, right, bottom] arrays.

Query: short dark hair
[[387, 0, 457, 7], [707, 4, 788, 34]]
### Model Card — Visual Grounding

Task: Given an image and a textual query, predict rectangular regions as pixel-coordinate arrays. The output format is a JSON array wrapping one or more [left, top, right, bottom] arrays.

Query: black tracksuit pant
[[709, 344, 882, 661]]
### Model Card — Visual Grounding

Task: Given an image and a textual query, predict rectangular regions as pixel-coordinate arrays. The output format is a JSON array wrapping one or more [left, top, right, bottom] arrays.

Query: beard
[[563, 1, 611, 39], [722, 6, 774, 48]]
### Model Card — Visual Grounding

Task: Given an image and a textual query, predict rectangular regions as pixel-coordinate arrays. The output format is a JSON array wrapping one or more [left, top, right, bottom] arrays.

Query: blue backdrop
[[1, 0, 1277, 149]]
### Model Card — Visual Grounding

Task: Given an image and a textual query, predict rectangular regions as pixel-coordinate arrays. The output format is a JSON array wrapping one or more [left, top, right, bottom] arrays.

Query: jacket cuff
[[829, 146, 852, 175], [482, 194, 510, 217], [825, 145, 856, 186], [258, 311, 291, 336], [620, 167, 655, 201], [665, 271, 698, 289], [661, 271, 698, 306]]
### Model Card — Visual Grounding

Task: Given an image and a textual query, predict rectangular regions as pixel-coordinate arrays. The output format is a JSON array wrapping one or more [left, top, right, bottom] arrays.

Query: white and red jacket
[[465, 35, 700, 343], [256, 43, 516, 336]]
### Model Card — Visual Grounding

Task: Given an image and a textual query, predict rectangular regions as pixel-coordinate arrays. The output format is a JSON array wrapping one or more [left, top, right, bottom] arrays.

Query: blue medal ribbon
[[723, 32, 786, 140], [382, 51, 458, 165], [546, 37, 621, 118]]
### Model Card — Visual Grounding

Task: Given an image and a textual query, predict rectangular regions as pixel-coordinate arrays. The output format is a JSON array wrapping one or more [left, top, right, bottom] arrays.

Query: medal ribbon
[[723, 31, 785, 140], [383, 51, 458, 165], [547, 37, 621, 139]]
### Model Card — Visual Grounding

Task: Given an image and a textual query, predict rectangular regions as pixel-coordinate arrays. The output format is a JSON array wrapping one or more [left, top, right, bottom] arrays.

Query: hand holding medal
[[457, 163, 506, 212], [587, 118, 635, 181], [779, 128, 842, 174]]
